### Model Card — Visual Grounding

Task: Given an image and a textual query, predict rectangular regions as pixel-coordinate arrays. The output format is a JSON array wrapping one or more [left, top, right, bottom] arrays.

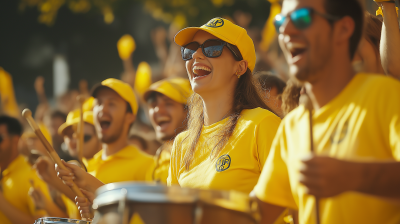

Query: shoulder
[[355, 73, 400, 95], [240, 107, 281, 125]]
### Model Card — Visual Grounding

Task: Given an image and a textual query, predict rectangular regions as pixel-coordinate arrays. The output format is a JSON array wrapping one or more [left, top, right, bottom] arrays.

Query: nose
[[192, 46, 205, 60]]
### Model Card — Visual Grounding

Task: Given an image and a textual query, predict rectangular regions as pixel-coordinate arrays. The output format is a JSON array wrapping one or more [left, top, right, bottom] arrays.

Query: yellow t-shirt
[[153, 148, 171, 184], [254, 74, 400, 224], [168, 108, 281, 194], [60, 194, 81, 219], [87, 145, 155, 184], [0, 155, 51, 224]]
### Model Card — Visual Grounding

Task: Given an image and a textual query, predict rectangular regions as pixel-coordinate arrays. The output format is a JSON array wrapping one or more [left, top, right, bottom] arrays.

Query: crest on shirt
[[330, 120, 349, 144], [216, 154, 231, 172]]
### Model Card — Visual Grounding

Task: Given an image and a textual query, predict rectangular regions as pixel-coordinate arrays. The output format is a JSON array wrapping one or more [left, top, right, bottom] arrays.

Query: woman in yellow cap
[[167, 17, 281, 194]]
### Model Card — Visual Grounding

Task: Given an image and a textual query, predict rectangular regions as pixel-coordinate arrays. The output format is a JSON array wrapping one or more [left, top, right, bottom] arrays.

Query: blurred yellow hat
[[143, 78, 192, 105], [58, 110, 94, 135], [23, 123, 53, 147], [174, 17, 256, 72], [91, 78, 138, 115], [82, 97, 94, 112]]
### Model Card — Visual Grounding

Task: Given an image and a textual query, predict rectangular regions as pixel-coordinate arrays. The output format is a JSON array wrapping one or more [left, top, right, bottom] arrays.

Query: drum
[[92, 182, 258, 224], [34, 217, 92, 224]]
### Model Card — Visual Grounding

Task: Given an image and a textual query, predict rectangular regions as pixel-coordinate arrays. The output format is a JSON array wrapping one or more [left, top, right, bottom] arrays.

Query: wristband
[[376, 6, 399, 17]]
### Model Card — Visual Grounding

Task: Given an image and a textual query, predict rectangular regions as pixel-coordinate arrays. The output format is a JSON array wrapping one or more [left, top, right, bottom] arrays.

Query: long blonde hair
[[179, 46, 275, 170]]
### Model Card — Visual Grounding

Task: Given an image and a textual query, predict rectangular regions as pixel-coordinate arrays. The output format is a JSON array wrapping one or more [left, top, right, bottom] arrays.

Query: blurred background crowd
[[0, 0, 392, 156]]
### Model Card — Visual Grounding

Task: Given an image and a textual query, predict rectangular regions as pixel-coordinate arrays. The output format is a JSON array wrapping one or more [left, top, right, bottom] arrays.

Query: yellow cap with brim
[[91, 78, 138, 115], [174, 17, 256, 72], [143, 78, 192, 104], [58, 110, 94, 135]]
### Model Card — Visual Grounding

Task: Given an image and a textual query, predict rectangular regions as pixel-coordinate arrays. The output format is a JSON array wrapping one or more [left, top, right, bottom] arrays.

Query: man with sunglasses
[[0, 115, 51, 224], [58, 109, 101, 162], [254, 0, 400, 224]]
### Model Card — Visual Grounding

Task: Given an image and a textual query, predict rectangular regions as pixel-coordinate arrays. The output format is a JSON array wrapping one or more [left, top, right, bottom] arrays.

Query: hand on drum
[[76, 188, 95, 218], [56, 159, 105, 193], [299, 155, 361, 197]]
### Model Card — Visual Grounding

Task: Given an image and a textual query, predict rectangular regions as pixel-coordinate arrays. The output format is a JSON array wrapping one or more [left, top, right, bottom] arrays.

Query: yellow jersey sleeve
[[254, 123, 298, 210], [27, 170, 52, 217], [256, 114, 281, 169]]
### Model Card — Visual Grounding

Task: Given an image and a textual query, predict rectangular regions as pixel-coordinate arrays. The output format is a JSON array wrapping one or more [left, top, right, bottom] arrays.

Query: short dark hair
[[255, 71, 287, 94], [324, 0, 364, 59], [0, 115, 23, 136]]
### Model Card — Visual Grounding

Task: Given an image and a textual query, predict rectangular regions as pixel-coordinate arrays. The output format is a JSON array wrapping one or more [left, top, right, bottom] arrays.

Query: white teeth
[[156, 116, 170, 123], [287, 42, 307, 51], [193, 66, 211, 72]]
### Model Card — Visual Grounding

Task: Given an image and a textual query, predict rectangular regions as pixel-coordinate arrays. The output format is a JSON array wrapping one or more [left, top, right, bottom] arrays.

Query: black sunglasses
[[181, 39, 242, 61], [274, 7, 341, 33], [83, 134, 93, 143]]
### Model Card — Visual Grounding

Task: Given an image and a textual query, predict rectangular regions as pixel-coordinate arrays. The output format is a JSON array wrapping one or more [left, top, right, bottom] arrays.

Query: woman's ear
[[237, 60, 248, 75]]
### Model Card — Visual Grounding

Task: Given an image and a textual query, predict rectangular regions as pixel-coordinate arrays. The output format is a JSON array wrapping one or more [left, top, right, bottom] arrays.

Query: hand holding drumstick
[[55, 160, 105, 193], [22, 108, 92, 220]]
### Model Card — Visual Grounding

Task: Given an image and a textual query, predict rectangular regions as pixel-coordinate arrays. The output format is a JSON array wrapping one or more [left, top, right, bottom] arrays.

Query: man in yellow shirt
[[0, 115, 51, 224], [143, 77, 192, 183], [56, 78, 154, 188], [254, 0, 400, 224]]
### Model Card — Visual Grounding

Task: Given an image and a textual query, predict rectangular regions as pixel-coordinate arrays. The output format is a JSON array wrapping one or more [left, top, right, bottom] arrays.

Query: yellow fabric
[[82, 97, 95, 112], [376, 6, 399, 17], [58, 110, 94, 135], [0, 67, 19, 117], [0, 155, 51, 224], [254, 74, 400, 224], [143, 78, 192, 105], [260, 2, 281, 51], [92, 78, 138, 115], [168, 108, 281, 194], [174, 17, 257, 72], [87, 145, 155, 184], [153, 149, 171, 184], [60, 194, 81, 219]]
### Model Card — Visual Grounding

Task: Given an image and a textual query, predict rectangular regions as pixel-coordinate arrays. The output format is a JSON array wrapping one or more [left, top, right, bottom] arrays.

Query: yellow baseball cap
[[143, 78, 193, 104], [174, 17, 256, 72], [58, 110, 94, 135], [91, 78, 138, 115]]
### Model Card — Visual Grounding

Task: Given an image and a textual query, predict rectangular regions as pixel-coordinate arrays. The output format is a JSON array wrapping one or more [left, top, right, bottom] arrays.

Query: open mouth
[[287, 42, 307, 62], [155, 116, 171, 131], [99, 121, 111, 130], [193, 65, 212, 79]]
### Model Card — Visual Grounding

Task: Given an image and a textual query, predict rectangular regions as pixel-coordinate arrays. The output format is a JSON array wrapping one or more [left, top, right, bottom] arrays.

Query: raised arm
[[379, 1, 400, 78]]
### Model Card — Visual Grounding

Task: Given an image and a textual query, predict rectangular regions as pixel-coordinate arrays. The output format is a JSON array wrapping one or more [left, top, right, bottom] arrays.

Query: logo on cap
[[216, 154, 231, 172], [205, 18, 224, 28]]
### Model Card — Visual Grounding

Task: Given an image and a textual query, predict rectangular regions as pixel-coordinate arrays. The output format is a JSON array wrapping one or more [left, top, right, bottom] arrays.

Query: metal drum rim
[[34, 217, 92, 224]]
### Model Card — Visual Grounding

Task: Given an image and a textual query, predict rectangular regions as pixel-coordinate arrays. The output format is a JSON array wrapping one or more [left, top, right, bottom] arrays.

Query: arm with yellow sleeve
[[375, 0, 400, 78], [0, 171, 52, 224], [254, 124, 298, 224]]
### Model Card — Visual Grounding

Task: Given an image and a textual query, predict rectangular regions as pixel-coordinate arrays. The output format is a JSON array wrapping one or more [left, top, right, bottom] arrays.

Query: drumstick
[[22, 109, 92, 221], [300, 93, 321, 224], [77, 96, 85, 167]]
